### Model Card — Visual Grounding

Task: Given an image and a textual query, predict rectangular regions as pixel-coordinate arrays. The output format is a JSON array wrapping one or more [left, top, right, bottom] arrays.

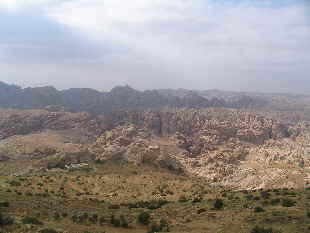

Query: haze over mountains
[[1, 81, 310, 114]]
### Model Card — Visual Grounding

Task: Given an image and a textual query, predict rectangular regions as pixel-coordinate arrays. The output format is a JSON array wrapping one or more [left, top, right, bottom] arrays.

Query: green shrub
[[147, 219, 169, 233], [250, 226, 278, 233], [99, 216, 105, 225], [282, 198, 295, 207], [89, 214, 98, 224], [197, 208, 206, 214], [138, 212, 151, 225], [148, 223, 162, 233], [120, 215, 128, 228], [260, 191, 271, 199], [39, 229, 58, 233], [22, 216, 43, 225], [254, 207, 265, 213], [270, 198, 280, 205], [0, 202, 9, 208], [0, 213, 14, 226], [110, 215, 121, 227], [245, 194, 254, 200], [214, 199, 224, 210], [9, 180, 21, 186], [111, 218, 120, 227], [53, 212, 61, 221]]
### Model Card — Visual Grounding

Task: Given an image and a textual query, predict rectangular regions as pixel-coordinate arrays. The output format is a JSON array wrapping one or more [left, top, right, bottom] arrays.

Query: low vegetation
[[0, 163, 309, 233]]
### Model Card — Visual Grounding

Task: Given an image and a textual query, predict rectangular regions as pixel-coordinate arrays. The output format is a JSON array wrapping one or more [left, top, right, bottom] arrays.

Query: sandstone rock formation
[[0, 107, 309, 190]]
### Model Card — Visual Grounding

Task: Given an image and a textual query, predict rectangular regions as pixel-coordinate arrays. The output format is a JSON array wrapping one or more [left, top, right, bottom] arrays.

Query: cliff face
[[0, 107, 309, 190], [103, 108, 289, 143]]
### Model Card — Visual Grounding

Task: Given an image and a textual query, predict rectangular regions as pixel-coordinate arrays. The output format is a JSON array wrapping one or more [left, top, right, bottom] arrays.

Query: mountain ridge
[[2, 81, 309, 114]]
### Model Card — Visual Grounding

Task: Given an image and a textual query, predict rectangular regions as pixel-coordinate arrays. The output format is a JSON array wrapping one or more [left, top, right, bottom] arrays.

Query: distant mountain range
[[0, 81, 309, 114]]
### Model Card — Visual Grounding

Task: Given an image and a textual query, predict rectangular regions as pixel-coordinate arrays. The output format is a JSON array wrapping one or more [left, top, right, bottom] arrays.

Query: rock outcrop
[[0, 107, 309, 190]]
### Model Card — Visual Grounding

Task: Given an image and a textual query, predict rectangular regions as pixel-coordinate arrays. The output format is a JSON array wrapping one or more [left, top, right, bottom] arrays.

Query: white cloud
[[0, 0, 56, 10], [0, 0, 309, 92]]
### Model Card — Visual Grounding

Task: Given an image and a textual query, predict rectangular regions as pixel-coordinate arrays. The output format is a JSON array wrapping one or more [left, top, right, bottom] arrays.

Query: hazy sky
[[0, 0, 309, 93]]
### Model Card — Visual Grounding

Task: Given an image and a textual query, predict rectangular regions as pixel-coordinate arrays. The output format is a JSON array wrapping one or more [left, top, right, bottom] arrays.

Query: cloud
[[0, 0, 309, 93]]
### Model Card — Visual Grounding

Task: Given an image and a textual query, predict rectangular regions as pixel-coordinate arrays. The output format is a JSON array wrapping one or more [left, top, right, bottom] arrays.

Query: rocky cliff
[[0, 107, 309, 189]]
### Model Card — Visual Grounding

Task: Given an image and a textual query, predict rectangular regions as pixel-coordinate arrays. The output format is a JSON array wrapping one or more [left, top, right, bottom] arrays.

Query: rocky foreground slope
[[0, 108, 309, 190]]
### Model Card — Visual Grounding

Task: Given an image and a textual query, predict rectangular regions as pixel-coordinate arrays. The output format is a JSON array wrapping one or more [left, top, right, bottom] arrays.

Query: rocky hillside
[[0, 107, 309, 190]]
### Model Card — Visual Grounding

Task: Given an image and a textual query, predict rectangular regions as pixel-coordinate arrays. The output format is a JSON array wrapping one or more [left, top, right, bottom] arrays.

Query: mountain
[[0, 83, 310, 232], [0, 82, 276, 114]]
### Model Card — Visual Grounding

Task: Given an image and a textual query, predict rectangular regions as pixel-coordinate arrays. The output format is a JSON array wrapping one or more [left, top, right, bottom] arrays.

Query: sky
[[0, 0, 309, 93]]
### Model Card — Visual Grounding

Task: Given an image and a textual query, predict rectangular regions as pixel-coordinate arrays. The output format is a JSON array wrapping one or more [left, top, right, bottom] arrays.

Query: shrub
[[270, 198, 280, 205], [110, 215, 120, 228], [39, 229, 58, 233], [53, 212, 61, 221], [260, 191, 271, 199], [159, 218, 169, 231], [147, 223, 162, 233], [250, 226, 278, 233], [307, 212, 310, 218], [120, 215, 128, 228], [282, 199, 295, 207], [254, 207, 265, 213], [0, 202, 9, 208], [108, 204, 120, 209], [0, 213, 14, 226], [22, 216, 43, 225], [214, 199, 224, 210], [89, 214, 98, 224], [9, 180, 21, 186], [147, 219, 169, 233], [245, 194, 254, 200], [197, 208, 206, 214], [138, 212, 151, 225], [99, 216, 105, 225]]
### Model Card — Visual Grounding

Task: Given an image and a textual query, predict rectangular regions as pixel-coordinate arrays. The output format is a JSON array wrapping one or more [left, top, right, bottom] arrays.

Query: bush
[[307, 212, 310, 218], [214, 199, 224, 210], [54, 212, 61, 221], [138, 212, 151, 225], [110, 215, 123, 227], [39, 229, 58, 233], [22, 216, 43, 225], [148, 223, 162, 233], [254, 207, 265, 213], [0, 202, 9, 208], [282, 199, 295, 207], [0, 213, 14, 226], [260, 191, 271, 199], [245, 194, 254, 200], [270, 198, 280, 205], [250, 226, 278, 233], [197, 208, 206, 214], [99, 216, 105, 225], [9, 180, 21, 186], [120, 215, 128, 228], [147, 219, 169, 233], [89, 214, 98, 224]]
